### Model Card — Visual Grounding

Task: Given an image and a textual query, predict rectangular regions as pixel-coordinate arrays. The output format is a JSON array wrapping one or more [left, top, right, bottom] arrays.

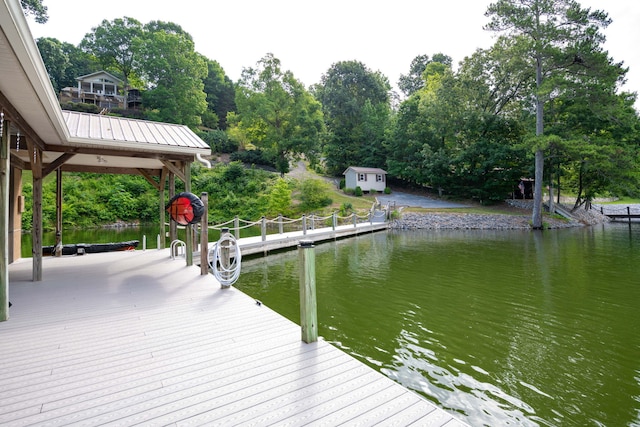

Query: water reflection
[[236, 224, 640, 426]]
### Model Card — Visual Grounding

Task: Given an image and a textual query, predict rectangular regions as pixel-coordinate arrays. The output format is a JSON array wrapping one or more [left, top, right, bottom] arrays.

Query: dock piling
[[299, 240, 318, 343]]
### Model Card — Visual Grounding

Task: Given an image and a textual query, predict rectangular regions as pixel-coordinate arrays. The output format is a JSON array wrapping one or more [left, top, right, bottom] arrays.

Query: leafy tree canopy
[[233, 53, 324, 175], [80, 17, 143, 89], [21, 0, 48, 23], [398, 53, 452, 97], [314, 60, 391, 175]]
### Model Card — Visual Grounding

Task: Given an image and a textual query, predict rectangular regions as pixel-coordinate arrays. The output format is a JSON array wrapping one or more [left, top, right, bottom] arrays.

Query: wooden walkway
[[2, 249, 468, 426], [594, 204, 640, 222], [223, 222, 389, 257]]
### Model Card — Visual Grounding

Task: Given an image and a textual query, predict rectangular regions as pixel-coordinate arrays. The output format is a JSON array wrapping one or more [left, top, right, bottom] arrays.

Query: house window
[[376, 174, 384, 182], [358, 173, 367, 181]]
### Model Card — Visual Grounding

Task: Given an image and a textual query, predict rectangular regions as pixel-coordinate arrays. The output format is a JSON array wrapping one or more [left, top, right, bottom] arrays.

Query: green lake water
[[233, 224, 640, 427]]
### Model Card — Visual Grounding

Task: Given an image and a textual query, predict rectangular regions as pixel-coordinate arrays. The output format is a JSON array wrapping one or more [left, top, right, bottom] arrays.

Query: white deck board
[[2, 249, 468, 426]]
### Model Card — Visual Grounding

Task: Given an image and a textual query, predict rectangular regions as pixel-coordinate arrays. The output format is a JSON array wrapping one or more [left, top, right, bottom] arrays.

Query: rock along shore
[[389, 200, 610, 230]]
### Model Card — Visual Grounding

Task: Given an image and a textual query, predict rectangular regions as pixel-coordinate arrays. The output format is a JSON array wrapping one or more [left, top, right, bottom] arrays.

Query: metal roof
[[63, 111, 210, 154]]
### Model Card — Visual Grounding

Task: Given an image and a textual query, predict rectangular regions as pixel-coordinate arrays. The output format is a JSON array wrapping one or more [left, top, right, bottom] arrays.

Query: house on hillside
[[343, 166, 387, 192], [59, 71, 129, 110]]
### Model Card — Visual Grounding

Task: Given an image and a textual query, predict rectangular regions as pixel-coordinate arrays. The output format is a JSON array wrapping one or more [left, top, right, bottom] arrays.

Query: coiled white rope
[[208, 232, 241, 287]]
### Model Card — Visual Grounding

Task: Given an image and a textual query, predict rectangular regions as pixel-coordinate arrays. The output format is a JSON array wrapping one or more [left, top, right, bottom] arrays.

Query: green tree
[[398, 53, 452, 98], [139, 22, 208, 127], [545, 88, 640, 207], [267, 178, 293, 216], [234, 53, 324, 175], [388, 49, 530, 201], [298, 179, 332, 212], [80, 17, 143, 91], [37, 37, 98, 93], [36, 37, 69, 93], [314, 61, 391, 175], [203, 60, 237, 130], [485, 0, 615, 228], [21, 0, 48, 23]]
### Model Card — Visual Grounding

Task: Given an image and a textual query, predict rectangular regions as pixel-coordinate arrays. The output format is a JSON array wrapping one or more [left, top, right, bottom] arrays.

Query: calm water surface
[[234, 224, 640, 427]]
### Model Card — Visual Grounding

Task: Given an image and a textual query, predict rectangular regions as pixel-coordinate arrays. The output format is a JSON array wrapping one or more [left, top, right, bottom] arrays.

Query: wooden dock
[[2, 249, 468, 426], [228, 221, 389, 257], [595, 204, 640, 222]]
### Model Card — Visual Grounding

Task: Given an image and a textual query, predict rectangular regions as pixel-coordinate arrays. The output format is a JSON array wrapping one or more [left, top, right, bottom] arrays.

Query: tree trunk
[[532, 149, 544, 229], [532, 56, 545, 229]]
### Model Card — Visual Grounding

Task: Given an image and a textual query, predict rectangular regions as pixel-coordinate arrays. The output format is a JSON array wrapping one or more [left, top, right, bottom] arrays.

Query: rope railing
[[199, 209, 389, 242]]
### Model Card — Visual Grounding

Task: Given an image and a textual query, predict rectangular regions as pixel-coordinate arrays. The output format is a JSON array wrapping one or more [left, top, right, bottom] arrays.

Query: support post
[[628, 206, 632, 224], [28, 139, 43, 281], [261, 216, 266, 241], [158, 169, 167, 249], [332, 211, 336, 230], [184, 162, 193, 266], [200, 192, 208, 275], [278, 214, 283, 234], [353, 212, 357, 227], [169, 173, 177, 247], [55, 168, 62, 256], [1, 115, 9, 321], [302, 214, 307, 235], [298, 240, 317, 343]]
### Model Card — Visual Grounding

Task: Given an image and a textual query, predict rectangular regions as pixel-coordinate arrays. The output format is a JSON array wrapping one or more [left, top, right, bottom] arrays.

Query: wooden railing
[[595, 204, 640, 222]]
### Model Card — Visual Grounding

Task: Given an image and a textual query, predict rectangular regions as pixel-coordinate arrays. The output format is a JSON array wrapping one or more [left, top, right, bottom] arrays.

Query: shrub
[[230, 148, 276, 168], [354, 186, 363, 197], [298, 179, 333, 212], [339, 178, 346, 189], [384, 187, 392, 194], [339, 202, 353, 216]]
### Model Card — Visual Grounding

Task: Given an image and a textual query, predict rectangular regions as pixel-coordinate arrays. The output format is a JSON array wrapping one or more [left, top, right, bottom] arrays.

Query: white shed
[[343, 167, 387, 192]]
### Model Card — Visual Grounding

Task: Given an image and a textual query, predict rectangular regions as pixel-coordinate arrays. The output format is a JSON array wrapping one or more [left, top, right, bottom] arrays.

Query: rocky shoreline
[[389, 201, 610, 230]]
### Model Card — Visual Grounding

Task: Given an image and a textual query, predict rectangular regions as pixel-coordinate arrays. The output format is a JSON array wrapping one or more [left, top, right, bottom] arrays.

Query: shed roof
[[343, 166, 387, 175]]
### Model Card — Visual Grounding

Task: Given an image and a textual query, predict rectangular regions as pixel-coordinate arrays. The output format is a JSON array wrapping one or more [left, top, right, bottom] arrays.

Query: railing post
[[234, 216, 240, 239], [311, 214, 315, 230], [278, 214, 283, 234], [332, 212, 336, 230], [200, 192, 208, 275], [261, 216, 267, 241], [302, 214, 307, 235], [369, 211, 373, 224], [353, 212, 357, 227], [298, 240, 317, 343]]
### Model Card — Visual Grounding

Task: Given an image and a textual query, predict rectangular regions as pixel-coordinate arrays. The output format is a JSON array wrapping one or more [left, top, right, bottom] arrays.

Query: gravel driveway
[[376, 192, 469, 209]]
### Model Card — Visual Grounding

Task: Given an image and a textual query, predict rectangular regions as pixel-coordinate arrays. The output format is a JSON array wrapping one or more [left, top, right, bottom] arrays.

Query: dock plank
[[2, 249, 468, 426]]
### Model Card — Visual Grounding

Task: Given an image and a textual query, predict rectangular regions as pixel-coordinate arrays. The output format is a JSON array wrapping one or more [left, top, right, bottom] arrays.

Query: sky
[[27, 0, 640, 107]]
